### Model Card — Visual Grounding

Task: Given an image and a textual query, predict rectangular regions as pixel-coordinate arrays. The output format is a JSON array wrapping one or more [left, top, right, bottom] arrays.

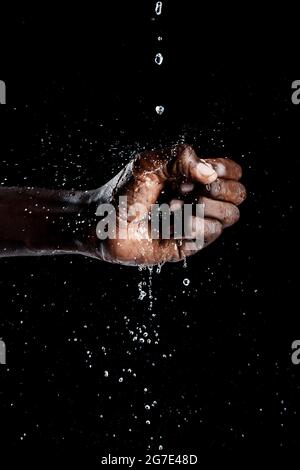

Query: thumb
[[120, 144, 218, 214]]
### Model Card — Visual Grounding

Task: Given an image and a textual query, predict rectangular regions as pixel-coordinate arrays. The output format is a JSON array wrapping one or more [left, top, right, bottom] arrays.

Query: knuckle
[[178, 143, 194, 156], [175, 144, 195, 166], [173, 144, 195, 178]]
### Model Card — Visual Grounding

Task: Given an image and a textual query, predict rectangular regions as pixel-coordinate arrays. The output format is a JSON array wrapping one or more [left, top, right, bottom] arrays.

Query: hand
[[86, 144, 246, 266]]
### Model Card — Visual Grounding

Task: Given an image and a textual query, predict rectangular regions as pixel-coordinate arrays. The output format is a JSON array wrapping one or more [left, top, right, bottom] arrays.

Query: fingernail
[[170, 199, 184, 211], [180, 183, 195, 193], [197, 162, 216, 177]]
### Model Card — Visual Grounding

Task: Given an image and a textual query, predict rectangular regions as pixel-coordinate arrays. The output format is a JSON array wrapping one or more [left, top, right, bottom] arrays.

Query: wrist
[[0, 187, 93, 257]]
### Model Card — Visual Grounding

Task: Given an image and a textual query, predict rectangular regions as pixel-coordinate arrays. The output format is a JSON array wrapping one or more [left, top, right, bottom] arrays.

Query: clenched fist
[[86, 144, 246, 265], [0, 145, 246, 266]]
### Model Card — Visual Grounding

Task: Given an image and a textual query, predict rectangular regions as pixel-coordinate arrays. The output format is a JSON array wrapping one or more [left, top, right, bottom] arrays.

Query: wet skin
[[0, 144, 246, 266]]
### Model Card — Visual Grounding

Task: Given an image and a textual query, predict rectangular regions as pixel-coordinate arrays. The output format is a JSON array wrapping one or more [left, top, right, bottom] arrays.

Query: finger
[[182, 215, 205, 240], [203, 218, 223, 246], [176, 157, 242, 196], [133, 144, 217, 190], [133, 144, 217, 184], [166, 145, 218, 184], [158, 218, 223, 262], [198, 196, 240, 227], [120, 144, 218, 215], [179, 182, 195, 194], [204, 158, 242, 180], [169, 199, 184, 211], [204, 179, 246, 205]]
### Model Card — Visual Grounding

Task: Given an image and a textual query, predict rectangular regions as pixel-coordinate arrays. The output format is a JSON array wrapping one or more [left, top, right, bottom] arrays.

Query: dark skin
[[0, 144, 246, 265]]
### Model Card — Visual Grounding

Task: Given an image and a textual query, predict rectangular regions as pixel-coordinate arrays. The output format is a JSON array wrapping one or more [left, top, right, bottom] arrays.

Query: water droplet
[[146, 420, 151, 425], [139, 290, 147, 300], [119, 377, 123, 383], [157, 36, 163, 41], [155, 53, 163, 65], [183, 278, 190, 286], [156, 261, 165, 274], [104, 370, 109, 377], [155, 105, 164, 115], [155, 2, 163, 15], [145, 405, 150, 410], [138, 281, 147, 300]]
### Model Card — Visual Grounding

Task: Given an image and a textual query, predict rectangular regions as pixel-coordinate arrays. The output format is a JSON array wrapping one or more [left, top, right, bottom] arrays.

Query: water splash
[[147, 266, 153, 311], [137, 266, 157, 311], [138, 281, 147, 300]]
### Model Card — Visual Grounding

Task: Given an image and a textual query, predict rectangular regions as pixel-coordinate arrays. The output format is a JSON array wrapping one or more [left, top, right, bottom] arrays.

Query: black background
[[0, 2, 299, 464]]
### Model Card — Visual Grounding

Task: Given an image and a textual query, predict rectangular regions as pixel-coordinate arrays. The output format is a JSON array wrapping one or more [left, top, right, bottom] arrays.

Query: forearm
[[0, 187, 92, 257]]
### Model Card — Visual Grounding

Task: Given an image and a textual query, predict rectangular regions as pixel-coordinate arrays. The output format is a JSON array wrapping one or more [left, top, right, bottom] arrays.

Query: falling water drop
[[183, 278, 190, 287], [139, 290, 147, 300], [156, 261, 165, 274], [157, 36, 163, 41], [155, 105, 165, 115], [155, 53, 163, 65], [148, 266, 153, 311], [155, 1, 163, 15], [138, 281, 147, 300]]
